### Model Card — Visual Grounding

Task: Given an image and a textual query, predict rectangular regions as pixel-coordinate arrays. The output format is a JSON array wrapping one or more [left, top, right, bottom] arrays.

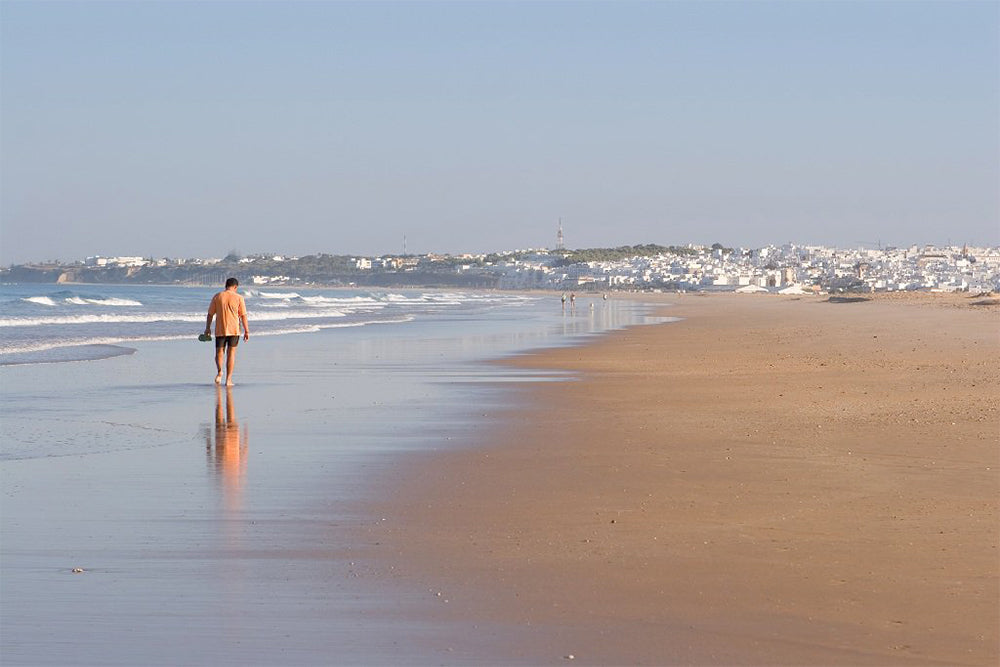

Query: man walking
[[205, 277, 249, 386]]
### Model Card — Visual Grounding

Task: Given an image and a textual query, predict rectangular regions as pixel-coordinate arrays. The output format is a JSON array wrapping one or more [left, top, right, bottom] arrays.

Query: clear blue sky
[[2, 0, 997, 264]]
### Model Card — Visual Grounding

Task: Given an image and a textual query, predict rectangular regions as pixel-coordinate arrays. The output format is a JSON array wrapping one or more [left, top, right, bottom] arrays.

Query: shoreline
[[1, 289, 663, 665], [359, 292, 999, 665]]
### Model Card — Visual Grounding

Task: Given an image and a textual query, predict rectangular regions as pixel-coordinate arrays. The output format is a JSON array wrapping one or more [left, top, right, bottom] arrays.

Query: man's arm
[[205, 296, 216, 334], [240, 298, 249, 341]]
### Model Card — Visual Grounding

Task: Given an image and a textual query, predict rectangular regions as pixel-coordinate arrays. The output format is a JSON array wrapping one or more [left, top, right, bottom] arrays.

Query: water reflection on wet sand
[[206, 386, 247, 513]]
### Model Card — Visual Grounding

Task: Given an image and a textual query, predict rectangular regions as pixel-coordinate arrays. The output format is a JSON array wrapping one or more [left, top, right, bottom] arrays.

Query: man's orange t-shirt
[[208, 290, 247, 337]]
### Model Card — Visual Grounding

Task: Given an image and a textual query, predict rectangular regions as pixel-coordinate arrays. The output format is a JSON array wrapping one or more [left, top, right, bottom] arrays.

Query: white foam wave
[[0, 316, 415, 356], [22, 296, 57, 306], [65, 296, 143, 306], [313, 314, 414, 331], [300, 295, 381, 305], [21, 294, 143, 307], [257, 291, 301, 299], [253, 308, 346, 321], [0, 333, 187, 355], [86, 297, 143, 306], [0, 313, 207, 327], [0, 307, 354, 328]]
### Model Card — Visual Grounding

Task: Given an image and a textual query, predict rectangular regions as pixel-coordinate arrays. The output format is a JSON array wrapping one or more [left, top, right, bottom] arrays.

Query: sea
[[0, 283, 656, 366], [1, 283, 672, 665], [0, 283, 518, 365]]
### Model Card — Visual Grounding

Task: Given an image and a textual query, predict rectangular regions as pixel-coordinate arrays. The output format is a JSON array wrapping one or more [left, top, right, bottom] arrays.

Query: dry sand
[[362, 293, 999, 665]]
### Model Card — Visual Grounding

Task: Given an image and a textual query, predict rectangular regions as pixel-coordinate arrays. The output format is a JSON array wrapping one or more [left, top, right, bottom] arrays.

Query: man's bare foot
[[215, 373, 222, 385], [225, 378, 234, 387]]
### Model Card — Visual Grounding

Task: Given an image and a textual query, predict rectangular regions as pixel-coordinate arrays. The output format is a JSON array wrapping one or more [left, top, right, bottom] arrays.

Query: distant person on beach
[[205, 278, 249, 386]]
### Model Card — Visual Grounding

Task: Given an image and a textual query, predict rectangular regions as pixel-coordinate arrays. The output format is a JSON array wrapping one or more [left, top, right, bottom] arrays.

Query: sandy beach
[[363, 293, 999, 665]]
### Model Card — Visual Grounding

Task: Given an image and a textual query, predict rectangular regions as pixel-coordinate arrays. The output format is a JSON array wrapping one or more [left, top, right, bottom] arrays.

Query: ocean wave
[[0, 343, 137, 367], [88, 297, 143, 306], [20, 293, 143, 307], [1, 334, 188, 356], [0, 307, 353, 328], [0, 316, 414, 358], [379, 292, 461, 305], [300, 295, 382, 305], [0, 313, 207, 327], [248, 293, 385, 309], [66, 296, 143, 306], [256, 291, 301, 299], [313, 314, 414, 331], [21, 296, 57, 306], [253, 295, 385, 311], [423, 291, 518, 305], [240, 308, 348, 322]]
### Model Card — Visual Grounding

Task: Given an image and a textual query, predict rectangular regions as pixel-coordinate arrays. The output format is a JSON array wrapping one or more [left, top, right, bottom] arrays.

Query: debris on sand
[[826, 296, 871, 303]]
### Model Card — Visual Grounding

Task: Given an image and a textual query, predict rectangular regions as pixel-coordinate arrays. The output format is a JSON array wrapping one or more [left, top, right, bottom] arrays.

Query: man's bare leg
[[225, 347, 237, 386], [214, 347, 224, 385]]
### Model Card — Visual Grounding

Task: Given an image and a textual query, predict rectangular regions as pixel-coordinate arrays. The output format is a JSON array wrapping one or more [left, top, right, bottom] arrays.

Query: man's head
[[225, 277, 239, 289]]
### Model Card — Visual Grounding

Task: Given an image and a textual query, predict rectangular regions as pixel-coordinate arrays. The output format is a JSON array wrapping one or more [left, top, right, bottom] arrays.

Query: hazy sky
[[1, 0, 997, 264]]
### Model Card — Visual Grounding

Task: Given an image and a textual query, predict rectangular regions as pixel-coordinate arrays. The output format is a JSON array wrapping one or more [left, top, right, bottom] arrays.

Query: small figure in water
[[561, 293, 567, 310]]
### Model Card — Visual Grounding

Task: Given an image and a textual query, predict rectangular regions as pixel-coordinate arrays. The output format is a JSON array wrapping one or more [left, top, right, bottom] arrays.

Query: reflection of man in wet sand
[[205, 277, 249, 386], [208, 386, 247, 498]]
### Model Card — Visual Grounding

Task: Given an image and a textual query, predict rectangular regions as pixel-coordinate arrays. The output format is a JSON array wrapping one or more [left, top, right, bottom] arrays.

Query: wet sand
[[1, 295, 662, 666], [364, 293, 999, 665]]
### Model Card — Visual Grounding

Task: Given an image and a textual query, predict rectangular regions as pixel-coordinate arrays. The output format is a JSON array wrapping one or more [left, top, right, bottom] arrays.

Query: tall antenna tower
[[556, 218, 564, 251], [402, 234, 407, 256]]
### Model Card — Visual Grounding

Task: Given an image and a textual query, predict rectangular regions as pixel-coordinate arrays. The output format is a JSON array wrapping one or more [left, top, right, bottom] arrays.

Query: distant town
[[4, 242, 999, 294]]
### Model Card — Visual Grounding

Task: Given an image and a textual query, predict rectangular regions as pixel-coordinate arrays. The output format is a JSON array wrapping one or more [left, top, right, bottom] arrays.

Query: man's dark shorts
[[215, 335, 240, 350]]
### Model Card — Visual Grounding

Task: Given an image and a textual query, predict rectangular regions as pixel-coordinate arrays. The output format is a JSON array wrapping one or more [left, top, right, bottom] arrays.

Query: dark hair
[[225, 277, 239, 288]]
